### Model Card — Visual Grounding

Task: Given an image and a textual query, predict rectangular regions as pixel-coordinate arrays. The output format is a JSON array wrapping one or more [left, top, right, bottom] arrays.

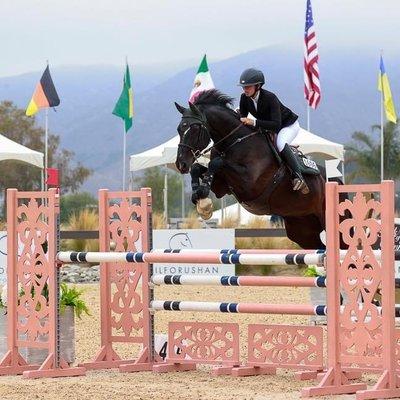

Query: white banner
[[153, 229, 235, 275], [325, 159, 342, 179]]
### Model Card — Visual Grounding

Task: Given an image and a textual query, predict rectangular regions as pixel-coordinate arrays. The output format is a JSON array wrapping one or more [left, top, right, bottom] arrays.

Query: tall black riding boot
[[280, 144, 310, 194]]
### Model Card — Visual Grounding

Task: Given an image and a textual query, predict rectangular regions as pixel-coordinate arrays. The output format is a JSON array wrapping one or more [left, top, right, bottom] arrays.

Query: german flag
[[26, 65, 60, 116]]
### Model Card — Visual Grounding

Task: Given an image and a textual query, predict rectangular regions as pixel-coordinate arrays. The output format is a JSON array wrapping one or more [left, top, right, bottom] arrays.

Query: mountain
[[0, 46, 398, 193]]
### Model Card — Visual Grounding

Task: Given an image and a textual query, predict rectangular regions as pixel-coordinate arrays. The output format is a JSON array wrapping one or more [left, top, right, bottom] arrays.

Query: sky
[[1, 0, 399, 77]]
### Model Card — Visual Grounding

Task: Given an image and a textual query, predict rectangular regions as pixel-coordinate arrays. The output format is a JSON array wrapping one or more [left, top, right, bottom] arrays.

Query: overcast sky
[[1, 0, 399, 77]]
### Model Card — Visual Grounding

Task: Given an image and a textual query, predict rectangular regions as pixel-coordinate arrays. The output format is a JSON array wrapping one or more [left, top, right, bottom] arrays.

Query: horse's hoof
[[196, 198, 213, 219]]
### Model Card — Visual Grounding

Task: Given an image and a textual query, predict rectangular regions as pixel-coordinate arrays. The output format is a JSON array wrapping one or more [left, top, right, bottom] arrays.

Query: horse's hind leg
[[283, 215, 325, 250]]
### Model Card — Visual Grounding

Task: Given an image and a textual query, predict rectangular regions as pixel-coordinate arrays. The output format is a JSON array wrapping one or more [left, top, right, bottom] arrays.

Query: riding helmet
[[238, 68, 265, 87]]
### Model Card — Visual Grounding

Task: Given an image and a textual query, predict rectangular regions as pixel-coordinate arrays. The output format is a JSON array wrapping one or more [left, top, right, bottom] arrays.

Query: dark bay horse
[[174, 90, 326, 249]]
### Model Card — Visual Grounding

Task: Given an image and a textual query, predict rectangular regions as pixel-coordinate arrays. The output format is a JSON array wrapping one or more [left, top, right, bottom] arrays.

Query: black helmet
[[238, 68, 265, 87]]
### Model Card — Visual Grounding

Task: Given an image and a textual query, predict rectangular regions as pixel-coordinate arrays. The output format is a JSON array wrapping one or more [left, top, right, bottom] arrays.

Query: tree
[[0, 101, 92, 216], [345, 122, 400, 183], [134, 167, 183, 216], [60, 192, 98, 224]]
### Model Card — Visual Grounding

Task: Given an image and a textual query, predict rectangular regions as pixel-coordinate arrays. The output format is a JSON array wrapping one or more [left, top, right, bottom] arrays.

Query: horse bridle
[[178, 114, 210, 159], [178, 112, 258, 161]]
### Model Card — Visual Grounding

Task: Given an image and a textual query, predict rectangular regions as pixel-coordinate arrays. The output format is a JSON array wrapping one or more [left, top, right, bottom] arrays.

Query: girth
[[238, 164, 287, 216]]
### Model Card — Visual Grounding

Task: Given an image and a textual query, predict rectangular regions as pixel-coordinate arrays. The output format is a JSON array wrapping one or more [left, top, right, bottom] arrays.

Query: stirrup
[[293, 177, 310, 194]]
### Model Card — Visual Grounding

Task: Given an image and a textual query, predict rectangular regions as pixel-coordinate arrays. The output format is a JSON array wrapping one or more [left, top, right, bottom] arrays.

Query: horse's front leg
[[197, 157, 224, 199], [190, 163, 208, 204], [193, 157, 224, 220]]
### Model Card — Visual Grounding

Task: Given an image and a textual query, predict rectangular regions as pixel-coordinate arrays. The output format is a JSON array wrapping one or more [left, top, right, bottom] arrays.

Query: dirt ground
[[0, 284, 376, 400]]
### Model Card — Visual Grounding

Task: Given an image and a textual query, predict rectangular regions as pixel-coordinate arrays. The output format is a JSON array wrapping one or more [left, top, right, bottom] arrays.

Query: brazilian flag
[[113, 64, 133, 132]]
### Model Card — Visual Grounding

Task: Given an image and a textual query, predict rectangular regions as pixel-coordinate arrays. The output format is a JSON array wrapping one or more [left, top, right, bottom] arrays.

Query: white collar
[[251, 90, 260, 103]]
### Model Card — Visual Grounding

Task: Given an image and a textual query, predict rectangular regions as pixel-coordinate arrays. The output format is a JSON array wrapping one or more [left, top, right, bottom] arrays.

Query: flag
[[26, 65, 60, 116], [378, 56, 397, 124], [113, 63, 133, 132], [46, 168, 59, 186], [189, 55, 215, 103], [303, 0, 321, 109]]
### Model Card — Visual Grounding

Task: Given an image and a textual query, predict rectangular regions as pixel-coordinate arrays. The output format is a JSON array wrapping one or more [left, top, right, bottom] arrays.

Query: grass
[[180, 212, 202, 229], [219, 215, 239, 228], [61, 209, 99, 252], [152, 212, 167, 229], [234, 216, 300, 276]]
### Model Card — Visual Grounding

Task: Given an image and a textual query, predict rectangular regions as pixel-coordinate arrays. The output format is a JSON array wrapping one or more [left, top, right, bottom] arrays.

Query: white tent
[[130, 136, 209, 172], [130, 128, 344, 173], [0, 133, 44, 168], [292, 128, 343, 160]]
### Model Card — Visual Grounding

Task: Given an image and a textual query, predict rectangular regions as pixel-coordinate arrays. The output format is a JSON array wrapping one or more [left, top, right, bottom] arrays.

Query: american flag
[[304, 0, 321, 109]]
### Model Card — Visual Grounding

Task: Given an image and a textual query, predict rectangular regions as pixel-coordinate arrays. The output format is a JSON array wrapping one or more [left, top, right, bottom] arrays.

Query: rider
[[238, 68, 309, 194]]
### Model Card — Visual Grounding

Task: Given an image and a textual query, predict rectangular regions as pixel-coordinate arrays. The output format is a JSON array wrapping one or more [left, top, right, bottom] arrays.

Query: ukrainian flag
[[378, 56, 397, 124]]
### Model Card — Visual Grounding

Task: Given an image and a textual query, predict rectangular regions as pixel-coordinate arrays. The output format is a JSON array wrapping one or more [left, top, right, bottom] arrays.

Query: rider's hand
[[240, 117, 255, 126]]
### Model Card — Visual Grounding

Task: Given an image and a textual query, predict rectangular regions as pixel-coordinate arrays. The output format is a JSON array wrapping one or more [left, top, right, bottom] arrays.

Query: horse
[[174, 89, 327, 249]]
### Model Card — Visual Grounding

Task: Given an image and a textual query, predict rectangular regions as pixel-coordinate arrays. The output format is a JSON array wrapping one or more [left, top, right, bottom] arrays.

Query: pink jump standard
[[0, 189, 85, 378], [79, 188, 157, 371], [303, 181, 400, 399]]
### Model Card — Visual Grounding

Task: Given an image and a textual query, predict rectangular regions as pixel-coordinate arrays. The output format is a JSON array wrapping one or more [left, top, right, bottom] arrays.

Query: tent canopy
[[0, 133, 44, 168], [130, 128, 344, 172], [292, 128, 344, 160]]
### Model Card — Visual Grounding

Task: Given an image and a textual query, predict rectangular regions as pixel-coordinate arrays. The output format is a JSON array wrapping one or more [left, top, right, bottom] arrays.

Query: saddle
[[266, 131, 320, 176]]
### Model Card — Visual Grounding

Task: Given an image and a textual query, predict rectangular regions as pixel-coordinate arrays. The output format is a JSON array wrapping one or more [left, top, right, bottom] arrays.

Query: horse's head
[[174, 102, 210, 174]]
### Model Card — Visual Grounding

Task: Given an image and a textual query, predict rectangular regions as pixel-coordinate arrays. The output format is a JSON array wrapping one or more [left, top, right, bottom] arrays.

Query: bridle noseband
[[177, 114, 210, 159]]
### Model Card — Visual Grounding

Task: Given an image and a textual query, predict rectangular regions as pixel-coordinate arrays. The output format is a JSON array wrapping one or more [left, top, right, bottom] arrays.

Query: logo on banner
[[169, 233, 193, 249]]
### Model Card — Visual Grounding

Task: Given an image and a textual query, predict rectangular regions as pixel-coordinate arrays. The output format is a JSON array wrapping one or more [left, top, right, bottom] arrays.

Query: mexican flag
[[189, 54, 214, 103]]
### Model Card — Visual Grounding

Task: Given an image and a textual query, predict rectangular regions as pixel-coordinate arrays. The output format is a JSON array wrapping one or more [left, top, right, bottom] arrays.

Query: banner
[[153, 229, 235, 275]]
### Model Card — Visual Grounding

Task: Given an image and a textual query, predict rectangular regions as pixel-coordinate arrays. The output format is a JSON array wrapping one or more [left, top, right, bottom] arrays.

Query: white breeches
[[277, 120, 300, 152]]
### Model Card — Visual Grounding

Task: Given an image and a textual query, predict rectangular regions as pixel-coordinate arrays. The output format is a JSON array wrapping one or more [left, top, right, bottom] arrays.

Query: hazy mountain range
[[0, 45, 398, 193]]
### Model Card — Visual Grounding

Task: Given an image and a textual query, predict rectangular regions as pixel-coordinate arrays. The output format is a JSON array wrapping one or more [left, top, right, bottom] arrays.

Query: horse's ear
[[189, 102, 201, 116], [174, 102, 187, 115]]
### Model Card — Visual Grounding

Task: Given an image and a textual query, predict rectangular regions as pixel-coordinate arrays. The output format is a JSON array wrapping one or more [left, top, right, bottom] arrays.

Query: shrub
[[60, 192, 97, 224], [63, 209, 99, 252], [180, 212, 202, 229]]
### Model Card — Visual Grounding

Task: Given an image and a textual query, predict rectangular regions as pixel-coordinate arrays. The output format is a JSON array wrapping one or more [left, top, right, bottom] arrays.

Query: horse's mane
[[193, 89, 235, 109], [193, 89, 239, 120]]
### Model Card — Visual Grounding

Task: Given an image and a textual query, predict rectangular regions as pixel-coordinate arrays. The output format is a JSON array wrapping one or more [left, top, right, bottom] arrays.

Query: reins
[[178, 114, 260, 161]]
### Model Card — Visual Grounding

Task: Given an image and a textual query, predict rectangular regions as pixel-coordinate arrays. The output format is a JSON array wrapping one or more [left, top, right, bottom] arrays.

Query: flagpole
[[307, 105, 310, 131], [381, 84, 384, 181], [380, 49, 384, 181], [122, 55, 128, 191], [41, 168, 44, 191], [164, 167, 168, 226], [122, 126, 127, 191], [45, 107, 49, 191], [181, 174, 185, 219]]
